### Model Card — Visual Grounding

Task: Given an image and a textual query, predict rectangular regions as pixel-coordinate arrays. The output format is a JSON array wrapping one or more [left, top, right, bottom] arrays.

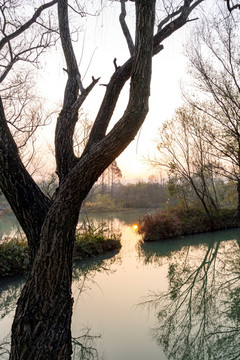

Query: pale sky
[[37, 1, 196, 182]]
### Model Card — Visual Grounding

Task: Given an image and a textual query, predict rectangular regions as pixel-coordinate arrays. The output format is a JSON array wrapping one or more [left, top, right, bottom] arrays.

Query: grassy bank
[[139, 206, 239, 241], [0, 231, 121, 278], [74, 232, 121, 261]]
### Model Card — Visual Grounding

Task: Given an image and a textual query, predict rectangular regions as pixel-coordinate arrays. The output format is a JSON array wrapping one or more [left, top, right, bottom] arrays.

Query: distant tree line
[[82, 176, 237, 211], [0, 170, 238, 213], [84, 179, 168, 210]]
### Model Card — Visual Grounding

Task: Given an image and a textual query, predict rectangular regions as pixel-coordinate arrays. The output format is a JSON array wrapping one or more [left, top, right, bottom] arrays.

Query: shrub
[[74, 234, 121, 260], [74, 220, 121, 260], [139, 205, 237, 241], [0, 238, 29, 277], [139, 209, 182, 241]]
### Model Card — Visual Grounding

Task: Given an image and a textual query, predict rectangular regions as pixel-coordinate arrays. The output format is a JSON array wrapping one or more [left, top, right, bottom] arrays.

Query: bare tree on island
[[1, 0, 233, 359], [152, 105, 220, 224], [185, 4, 240, 218]]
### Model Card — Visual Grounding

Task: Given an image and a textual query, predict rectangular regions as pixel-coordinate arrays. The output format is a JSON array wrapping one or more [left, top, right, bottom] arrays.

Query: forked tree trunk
[[9, 1, 156, 357]]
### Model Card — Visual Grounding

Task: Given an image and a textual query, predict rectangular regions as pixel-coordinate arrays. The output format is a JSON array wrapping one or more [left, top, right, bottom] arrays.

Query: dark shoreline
[[142, 221, 240, 242]]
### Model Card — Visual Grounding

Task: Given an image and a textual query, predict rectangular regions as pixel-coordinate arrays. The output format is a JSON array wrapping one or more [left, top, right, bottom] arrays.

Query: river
[[1, 210, 240, 360]]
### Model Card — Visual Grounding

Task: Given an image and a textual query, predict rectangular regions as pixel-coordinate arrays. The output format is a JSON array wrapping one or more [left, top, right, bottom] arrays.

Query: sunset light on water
[[132, 224, 139, 231]]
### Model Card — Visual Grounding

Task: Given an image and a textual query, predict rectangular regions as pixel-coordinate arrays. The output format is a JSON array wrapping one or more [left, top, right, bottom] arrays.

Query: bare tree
[[0, 0, 58, 83], [186, 4, 240, 217], [0, 0, 209, 359], [0, 0, 58, 173], [151, 105, 220, 224], [97, 160, 122, 196]]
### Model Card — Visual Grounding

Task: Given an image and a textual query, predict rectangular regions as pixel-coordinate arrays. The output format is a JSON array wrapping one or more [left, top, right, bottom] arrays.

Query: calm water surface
[[1, 210, 240, 360]]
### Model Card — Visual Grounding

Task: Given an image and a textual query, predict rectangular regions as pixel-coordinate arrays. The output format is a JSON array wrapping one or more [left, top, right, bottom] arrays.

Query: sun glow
[[132, 224, 139, 231]]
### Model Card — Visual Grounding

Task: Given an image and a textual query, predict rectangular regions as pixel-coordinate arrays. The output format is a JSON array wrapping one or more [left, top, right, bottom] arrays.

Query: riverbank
[[139, 207, 240, 241], [0, 234, 121, 278]]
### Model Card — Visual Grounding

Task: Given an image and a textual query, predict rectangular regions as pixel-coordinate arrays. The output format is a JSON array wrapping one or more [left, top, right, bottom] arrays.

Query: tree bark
[[10, 187, 79, 360], [236, 178, 240, 219]]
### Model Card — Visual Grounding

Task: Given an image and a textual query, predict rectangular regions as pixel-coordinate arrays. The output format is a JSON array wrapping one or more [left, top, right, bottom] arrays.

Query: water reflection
[[2, 211, 240, 359], [72, 328, 102, 360], [73, 252, 121, 305], [0, 276, 25, 359], [0, 242, 120, 359], [72, 220, 166, 360], [0, 330, 103, 360], [0, 212, 21, 240], [79, 209, 149, 226], [0, 333, 10, 359], [139, 229, 240, 360], [0, 275, 25, 320]]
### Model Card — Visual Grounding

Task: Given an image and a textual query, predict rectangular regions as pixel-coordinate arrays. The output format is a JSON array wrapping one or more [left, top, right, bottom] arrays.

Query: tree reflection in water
[[0, 276, 25, 321], [0, 330, 102, 360], [0, 253, 120, 360], [72, 328, 102, 360], [140, 231, 240, 360]]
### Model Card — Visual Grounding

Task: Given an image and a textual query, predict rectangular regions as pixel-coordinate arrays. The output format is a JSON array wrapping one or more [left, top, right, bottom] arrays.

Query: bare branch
[[225, 0, 240, 12], [0, 2, 58, 84], [157, 3, 184, 31], [154, 0, 203, 49], [58, 0, 80, 109], [56, 0, 100, 182], [0, 0, 58, 52], [84, 0, 204, 153], [72, 76, 100, 112], [113, 58, 119, 71], [119, 0, 135, 56]]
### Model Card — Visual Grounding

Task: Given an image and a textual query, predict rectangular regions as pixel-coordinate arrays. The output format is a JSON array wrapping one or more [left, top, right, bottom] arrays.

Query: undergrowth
[[0, 237, 29, 277], [0, 221, 121, 278], [74, 219, 121, 260]]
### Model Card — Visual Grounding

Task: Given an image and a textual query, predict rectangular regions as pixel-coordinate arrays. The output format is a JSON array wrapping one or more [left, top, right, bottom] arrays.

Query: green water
[[1, 211, 240, 359], [0, 212, 20, 240]]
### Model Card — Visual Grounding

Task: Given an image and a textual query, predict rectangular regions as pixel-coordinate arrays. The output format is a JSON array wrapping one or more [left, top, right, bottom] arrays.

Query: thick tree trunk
[[236, 178, 240, 220], [10, 187, 81, 360], [9, 1, 156, 358], [9, 154, 118, 359], [10, 268, 73, 359]]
